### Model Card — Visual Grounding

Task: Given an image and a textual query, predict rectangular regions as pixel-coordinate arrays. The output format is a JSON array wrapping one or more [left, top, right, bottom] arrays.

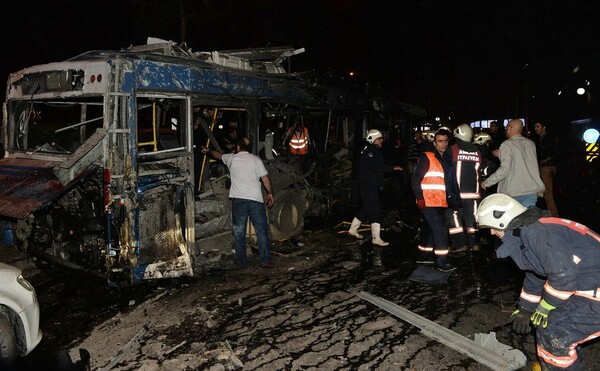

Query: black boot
[[435, 256, 456, 272]]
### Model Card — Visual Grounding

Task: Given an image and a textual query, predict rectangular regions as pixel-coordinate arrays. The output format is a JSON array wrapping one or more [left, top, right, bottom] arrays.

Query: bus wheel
[[269, 189, 306, 241]]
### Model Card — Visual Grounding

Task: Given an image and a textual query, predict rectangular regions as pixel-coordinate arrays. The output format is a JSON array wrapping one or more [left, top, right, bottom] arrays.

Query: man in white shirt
[[202, 137, 275, 268]]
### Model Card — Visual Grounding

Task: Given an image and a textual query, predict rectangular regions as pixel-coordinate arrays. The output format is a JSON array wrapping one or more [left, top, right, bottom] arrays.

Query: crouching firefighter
[[477, 193, 600, 371], [348, 129, 403, 246]]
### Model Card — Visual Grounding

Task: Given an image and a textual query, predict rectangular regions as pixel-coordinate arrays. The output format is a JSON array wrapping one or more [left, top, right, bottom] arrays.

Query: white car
[[0, 262, 42, 366]]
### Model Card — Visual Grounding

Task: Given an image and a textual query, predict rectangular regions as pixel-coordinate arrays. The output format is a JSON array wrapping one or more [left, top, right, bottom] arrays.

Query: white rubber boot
[[348, 217, 364, 239], [371, 223, 389, 247]]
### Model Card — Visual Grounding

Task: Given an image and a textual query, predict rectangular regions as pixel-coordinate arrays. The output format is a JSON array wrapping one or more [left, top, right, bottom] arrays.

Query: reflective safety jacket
[[412, 150, 460, 208], [288, 127, 309, 155], [450, 139, 482, 199], [497, 216, 600, 312]]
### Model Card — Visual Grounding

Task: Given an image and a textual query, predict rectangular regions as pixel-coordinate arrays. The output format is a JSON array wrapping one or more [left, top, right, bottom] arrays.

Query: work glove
[[509, 308, 532, 334], [531, 299, 555, 329], [416, 199, 426, 210]]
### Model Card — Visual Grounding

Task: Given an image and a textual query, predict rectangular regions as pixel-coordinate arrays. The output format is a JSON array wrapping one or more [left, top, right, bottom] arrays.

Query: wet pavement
[[4, 209, 600, 370]]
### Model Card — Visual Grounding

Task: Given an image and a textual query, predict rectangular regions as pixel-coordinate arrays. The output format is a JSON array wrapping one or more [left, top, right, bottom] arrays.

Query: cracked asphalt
[[12, 216, 600, 370]]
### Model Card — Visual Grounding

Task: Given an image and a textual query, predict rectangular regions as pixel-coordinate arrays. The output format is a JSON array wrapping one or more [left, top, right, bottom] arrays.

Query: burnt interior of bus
[[11, 98, 104, 154]]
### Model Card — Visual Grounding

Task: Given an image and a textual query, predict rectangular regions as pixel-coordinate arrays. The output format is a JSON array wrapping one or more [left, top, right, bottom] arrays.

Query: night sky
[[2, 0, 598, 124]]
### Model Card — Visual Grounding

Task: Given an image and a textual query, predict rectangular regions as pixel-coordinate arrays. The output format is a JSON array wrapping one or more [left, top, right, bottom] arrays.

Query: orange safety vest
[[288, 127, 309, 155], [421, 152, 447, 207]]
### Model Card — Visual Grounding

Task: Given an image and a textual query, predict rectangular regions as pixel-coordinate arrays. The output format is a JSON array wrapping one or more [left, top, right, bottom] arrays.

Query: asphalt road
[[9, 216, 599, 370]]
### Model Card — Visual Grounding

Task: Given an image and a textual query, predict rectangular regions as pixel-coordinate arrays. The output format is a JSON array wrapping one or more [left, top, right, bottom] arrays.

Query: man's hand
[[492, 149, 500, 158], [261, 176, 274, 207], [416, 199, 426, 210], [266, 193, 274, 208], [509, 308, 532, 334]]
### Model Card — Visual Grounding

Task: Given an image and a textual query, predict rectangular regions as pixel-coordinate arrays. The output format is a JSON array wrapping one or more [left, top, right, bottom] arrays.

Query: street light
[[577, 87, 586, 95], [583, 128, 599, 144]]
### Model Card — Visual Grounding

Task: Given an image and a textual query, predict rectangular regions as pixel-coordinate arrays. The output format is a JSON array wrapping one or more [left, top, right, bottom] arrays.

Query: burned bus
[[1, 39, 425, 284]]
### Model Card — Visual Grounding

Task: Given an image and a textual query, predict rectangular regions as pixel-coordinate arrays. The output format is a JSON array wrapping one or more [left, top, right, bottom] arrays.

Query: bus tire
[[269, 189, 306, 241]]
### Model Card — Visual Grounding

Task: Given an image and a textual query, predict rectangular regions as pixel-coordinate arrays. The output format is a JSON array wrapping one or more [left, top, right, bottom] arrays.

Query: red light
[[90, 75, 96, 83], [349, 71, 355, 77]]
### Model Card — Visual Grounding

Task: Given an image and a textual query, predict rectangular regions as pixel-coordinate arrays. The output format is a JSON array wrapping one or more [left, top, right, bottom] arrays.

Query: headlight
[[17, 274, 34, 292]]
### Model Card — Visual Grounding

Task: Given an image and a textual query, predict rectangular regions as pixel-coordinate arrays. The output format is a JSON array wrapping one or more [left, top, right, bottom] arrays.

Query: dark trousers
[[536, 296, 600, 370], [420, 207, 449, 263], [446, 198, 479, 248]]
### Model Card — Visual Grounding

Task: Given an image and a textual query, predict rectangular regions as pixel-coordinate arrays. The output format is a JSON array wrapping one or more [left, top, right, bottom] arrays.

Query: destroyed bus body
[[0, 40, 351, 285]]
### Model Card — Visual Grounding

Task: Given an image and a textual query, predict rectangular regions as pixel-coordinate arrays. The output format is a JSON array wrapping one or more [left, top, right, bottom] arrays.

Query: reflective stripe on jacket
[[498, 217, 600, 312], [450, 140, 482, 199], [421, 152, 447, 207], [288, 127, 309, 155]]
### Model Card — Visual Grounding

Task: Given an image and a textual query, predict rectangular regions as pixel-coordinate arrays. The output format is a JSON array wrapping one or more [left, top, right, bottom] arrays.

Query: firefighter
[[474, 132, 492, 147], [447, 124, 483, 253], [421, 130, 436, 143], [473, 131, 498, 246], [412, 129, 461, 271], [474, 132, 499, 190], [477, 193, 600, 370], [348, 129, 402, 246]]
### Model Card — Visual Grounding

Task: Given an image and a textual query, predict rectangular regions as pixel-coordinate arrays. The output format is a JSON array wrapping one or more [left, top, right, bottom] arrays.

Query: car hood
[[0, 262, 21, 283]]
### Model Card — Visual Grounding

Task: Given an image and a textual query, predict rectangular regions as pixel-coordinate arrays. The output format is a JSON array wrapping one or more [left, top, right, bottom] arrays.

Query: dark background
[[1, 0, 599, 126]]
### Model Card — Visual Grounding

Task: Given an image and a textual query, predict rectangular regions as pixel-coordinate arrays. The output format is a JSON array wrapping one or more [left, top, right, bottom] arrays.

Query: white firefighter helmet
[[477, 193, 527, 230], [453, 124, 473, 142], [366, 129, 383, 144], [474, 132, 492, 145], [421, 130, 435, 142]]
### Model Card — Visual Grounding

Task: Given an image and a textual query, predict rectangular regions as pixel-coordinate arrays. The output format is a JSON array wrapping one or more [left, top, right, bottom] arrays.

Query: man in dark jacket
[[348, 129, 403, 246], [478, 193, 600, 370], [412, 129, 461, 271]]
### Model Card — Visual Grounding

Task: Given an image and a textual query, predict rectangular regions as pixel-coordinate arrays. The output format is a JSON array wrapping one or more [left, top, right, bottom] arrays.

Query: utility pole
[[179, 0, 201, 42], [179, 0, 186, 42]]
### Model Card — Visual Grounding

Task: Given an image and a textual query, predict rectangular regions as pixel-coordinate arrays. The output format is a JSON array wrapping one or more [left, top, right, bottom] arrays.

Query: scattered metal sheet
[[350, 290, 527, 371], [474, 332, 528, 368]]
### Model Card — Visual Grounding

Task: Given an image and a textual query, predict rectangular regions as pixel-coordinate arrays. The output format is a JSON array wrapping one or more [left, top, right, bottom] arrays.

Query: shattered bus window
[[12, 98, 103, 154]]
